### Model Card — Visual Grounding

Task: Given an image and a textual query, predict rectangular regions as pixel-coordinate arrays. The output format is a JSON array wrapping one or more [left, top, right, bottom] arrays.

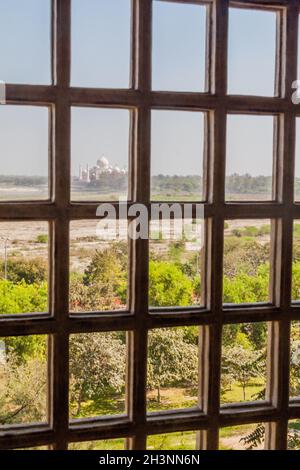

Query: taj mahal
[[78, 156, 127, 183]]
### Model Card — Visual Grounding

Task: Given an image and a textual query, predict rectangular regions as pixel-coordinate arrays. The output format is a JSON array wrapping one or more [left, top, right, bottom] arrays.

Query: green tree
[[147, 328, 198, 403], [224, 238, 269, 278], [5, 335, 46, 364], [69, 333, 126, 416], [69, 273, 123, 312], [0, 257, 47, 284], [83, 243, 127, 289], [223, 264, 269, 304], [0, 353, 47, 425], [290, 323, 300, 397], [222, 344, 264, 401], [0, 280, 47, 315], [292, 262, 300, 300], [82, 244, 127, 304], [149, 261, 194, 307]]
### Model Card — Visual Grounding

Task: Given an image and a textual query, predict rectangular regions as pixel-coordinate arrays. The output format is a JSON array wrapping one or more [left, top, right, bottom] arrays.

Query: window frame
[[0, 0, 299, 451]]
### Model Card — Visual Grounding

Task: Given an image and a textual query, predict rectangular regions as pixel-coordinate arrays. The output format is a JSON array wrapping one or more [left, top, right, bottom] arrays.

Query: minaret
[[79, 164, 83, 181], [86, 164, 90, 183]]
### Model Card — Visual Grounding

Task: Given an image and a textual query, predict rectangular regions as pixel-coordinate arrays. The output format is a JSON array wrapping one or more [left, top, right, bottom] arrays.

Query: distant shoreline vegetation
[[0, 175, 47, 186], [1, 173, 300, 195]]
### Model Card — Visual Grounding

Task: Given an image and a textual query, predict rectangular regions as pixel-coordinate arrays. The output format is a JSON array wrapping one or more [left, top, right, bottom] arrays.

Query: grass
[[70, 395, 125, 420], [221, 379, 265, 405], [219, 424, 259, 450], [147, 387, 197, 412], [68, 382, 265, 450], [71, 387, 197, 419], [69, 439, 125, 451], [147, 431, 197, 450]]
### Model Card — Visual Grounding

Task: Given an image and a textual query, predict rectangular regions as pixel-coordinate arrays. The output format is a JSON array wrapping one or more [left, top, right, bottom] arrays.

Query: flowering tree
[[69, 333, 126, 416], [222, 344, 264, 401], [147, 328, 198, 403]]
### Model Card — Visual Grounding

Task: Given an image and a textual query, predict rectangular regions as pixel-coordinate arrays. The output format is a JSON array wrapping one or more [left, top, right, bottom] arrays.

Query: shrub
[[0, 258, 47, 284], [36, 234, 48, 244], [149, 260, 194, 307]]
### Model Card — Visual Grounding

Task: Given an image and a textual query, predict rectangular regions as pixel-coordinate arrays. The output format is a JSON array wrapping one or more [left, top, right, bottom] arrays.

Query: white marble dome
[[97, 156, 109, 168]]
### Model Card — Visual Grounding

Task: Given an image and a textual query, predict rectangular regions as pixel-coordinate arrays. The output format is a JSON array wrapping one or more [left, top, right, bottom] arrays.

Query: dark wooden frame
[[0, 0, 300, 451]]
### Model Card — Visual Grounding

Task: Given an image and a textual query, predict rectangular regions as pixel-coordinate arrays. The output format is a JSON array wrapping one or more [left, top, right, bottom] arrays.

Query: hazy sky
[[226, 114, 274, 176], [152, 110, 204, 176], [0, 0, 290, 177]]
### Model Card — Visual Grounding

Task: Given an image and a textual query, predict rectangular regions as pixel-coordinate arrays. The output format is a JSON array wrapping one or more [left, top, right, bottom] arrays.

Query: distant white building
[[79, 156, 127, 182]]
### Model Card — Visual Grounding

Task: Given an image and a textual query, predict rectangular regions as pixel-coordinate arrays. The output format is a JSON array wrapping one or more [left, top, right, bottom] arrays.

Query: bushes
[[0, 279, 47, 315], [1, 244, 300, 432], [0, 354, 47, 425], [149, 260, 194, 307], [231, 225, 270, 238], [223, 265, 269, 304], [35, 234, 48, 244], [0, 257, 47, 284], [224, 238, 270, 278]]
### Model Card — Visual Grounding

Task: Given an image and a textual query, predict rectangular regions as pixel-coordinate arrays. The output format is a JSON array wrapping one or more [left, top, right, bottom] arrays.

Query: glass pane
[[223, 220, 271, 304], [147, 431, 197, 451], [221, 323, 268, 405], [290, 321, 300, 399], [71, 107, 129, 201], [288, 420, 300, 450], [294, 119, 300, 201], [149, 219, 204, 308], [151, 111, 205, 201], [69, 332, 127, 420], [0, 222, 49, 316], [69, 439, 125, 451], [228, 8, 276, 96], [147, 327, 200, 413], [70, 220, 128, 313], [292, 222, 300, 301], [219, 424, 266, 450], [0, 106, 49, 201], [0, 335, 48, 426], [72, 0, 131, 88], [0, 0, 51, 84], [152, 1, 206, 92], [225, 115, 274, 201]]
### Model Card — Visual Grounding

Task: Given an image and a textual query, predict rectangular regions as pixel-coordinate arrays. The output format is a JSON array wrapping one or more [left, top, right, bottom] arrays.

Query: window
[[151, 110, 205, 201], [152, 1, 207, 92], [227, 7, 276, 96], [71, 107, 130, 201], [0, 0, 298, 452], [71, 0, 131, 88], [0, 106, 49, 201], [0, 0, 51, 85], [225, 115, 275, 201]]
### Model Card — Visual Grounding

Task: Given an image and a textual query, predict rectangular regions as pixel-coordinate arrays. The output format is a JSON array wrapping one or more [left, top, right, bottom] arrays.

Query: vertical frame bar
[[272, 0, 299, 450], [52, 0, 71, 451], [129, 0, 152, 450], [206, 0, 229, 450]]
